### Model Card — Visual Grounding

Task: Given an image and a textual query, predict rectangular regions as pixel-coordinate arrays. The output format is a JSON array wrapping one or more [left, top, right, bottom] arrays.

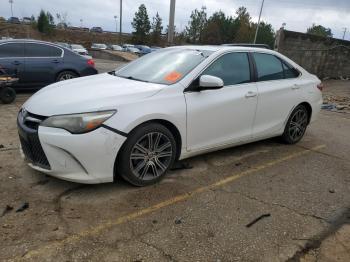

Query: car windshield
[[115, 48, 213, 85]]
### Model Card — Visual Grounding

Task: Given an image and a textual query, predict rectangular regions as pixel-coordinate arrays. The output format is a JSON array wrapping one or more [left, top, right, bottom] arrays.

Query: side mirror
[[199, 75, 224, 91]]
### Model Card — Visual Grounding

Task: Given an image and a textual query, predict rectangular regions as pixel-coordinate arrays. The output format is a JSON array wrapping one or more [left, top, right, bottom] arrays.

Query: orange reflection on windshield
[[164, 71, 182, 82]]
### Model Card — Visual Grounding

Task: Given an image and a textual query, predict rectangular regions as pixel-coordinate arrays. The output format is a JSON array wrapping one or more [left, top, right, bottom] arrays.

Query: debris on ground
[[246, 213, 271, 228], [175, 218, 183, 224], [235, 162, 242, 167], [1, 205, 13, 217], [322, 94, 350, 112], [16, 202, 29, 213], [171, 161, 193, 171], [329, 189, 335, 193], [0, 144, 4, 149]]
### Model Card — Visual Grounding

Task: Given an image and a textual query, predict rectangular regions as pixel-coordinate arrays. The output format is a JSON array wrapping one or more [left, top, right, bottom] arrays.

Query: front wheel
[[117, 123, 177, 186], [282, 104, 309, 144], [0, 87, 16, 104]]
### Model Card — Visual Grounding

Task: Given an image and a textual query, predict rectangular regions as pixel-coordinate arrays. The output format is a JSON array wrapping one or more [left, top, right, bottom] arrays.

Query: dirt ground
[[0, 79, 349, 262]]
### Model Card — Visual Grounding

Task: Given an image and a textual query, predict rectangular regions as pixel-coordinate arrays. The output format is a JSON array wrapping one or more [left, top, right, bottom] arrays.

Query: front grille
[[18, 109, 51, 170]]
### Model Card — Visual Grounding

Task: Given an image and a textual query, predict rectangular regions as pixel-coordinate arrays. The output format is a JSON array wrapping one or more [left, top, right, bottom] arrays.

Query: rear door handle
[[245, 91, 257, 98], [52, 59, 60, 64], [12, 61, 21, 65], [292, 84, 301, 90]]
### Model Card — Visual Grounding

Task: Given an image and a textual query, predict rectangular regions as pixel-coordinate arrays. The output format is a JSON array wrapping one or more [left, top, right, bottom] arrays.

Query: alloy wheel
[[59, 73, 75, 81], [129, 132, 173, 181], [289, 108, 308, 142]]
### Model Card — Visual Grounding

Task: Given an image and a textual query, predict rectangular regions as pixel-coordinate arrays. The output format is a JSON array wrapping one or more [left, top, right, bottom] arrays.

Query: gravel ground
[[0, 80, 349, 262]]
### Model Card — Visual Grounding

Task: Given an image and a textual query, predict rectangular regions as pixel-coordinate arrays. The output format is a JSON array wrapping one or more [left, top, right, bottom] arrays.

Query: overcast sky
[[1, 0, 349, 40]]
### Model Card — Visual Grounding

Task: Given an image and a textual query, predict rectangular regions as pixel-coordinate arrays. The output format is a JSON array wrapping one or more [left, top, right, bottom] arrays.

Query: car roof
[[168, 45, 277, 54], [0, 39, 75, 52]]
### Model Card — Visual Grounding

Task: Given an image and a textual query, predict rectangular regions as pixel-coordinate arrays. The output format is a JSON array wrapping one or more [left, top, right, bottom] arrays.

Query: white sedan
[[18, 46, 322, 186]]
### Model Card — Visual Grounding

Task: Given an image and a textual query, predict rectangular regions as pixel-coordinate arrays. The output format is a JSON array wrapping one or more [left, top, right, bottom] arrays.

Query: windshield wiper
[[125, 76, 149, 83]]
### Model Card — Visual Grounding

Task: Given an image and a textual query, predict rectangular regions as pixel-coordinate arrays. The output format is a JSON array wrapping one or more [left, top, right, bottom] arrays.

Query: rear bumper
[[80, 67, 98, 76], [310, 96, 323, 124]]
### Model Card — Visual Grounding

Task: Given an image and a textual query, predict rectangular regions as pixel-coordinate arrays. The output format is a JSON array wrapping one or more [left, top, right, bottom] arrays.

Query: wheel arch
[[113, 119, 183, 181], [299, 102, 312, 124]]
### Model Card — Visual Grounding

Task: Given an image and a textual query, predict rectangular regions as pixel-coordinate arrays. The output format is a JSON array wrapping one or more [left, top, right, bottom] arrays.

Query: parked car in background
[[22, 17, 32, 24], [68, 26, 80, 31], [56, 22, 67, 29], [122, 44, 134, 50], [91, 43, 107, 50], [70, 44, 88, 55], [55, 42, 70, 49], [126, 47, 141, 55], [80, 27, 89, 32], [0, 17, 6, 23], [135, 45, 152, 55], [0, 39, 97, 88], [110, 45, 123, 51], [150, 46, 162, 52], [17, 46, 322, 185], [7, 17, 20, 24], [91, 27, 103, 33]]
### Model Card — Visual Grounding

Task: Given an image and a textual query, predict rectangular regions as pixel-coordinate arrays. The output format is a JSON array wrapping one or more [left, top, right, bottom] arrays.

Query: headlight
[[41, 110, 116, 134]]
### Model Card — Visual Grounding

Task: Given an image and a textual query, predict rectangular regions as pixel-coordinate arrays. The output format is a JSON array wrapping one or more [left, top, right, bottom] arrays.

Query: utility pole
[[9, 0, 14, 17], [114, 15, 118, 33], [168, 0, 176, 45], [254, 0, 265, 44], [342, 27, 347, 40], [80, 19, 83, 28], [119, 0, 122, 44]]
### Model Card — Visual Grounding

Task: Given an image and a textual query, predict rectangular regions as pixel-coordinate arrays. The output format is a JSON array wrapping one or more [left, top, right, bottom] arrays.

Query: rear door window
[[25, 43, 62, 57], [0, 43, 24, 58], [202, 52, 251, 86], [253, 53, 284, 81], [282, 62, 300, 79]]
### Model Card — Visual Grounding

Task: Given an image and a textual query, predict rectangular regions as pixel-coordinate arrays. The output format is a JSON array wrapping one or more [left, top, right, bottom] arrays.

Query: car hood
[[23, 73, 165, 116]]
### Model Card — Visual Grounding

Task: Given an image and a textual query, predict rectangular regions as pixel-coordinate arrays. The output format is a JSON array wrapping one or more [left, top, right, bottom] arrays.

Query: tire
[[0, 87, 16, 104], [282, 104, 309, 144], [117, 123, 177, 187], [56, 71, 78, 82]]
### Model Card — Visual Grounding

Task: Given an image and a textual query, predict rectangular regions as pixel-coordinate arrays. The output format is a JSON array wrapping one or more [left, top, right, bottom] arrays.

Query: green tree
[[234, 7, 254, 43], [307, 24, 333, 37], [202, 11, 236, 44], [131, 4, 151, 44], [37, 10, 54, 34], [253, 21, 275, 48], [185, 6, 208, 43], [151, 12, 163, 45]]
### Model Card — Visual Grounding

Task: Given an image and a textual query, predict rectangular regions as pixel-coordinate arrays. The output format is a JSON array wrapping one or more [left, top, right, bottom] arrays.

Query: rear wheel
[[282, 104, 309, 144], [56, 71, 78, 82], [117, 123, 176, 186], [0, 87, 16, 104]]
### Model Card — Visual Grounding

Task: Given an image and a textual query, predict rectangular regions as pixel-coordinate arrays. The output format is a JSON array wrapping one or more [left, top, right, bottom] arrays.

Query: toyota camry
[[17, 45, 322, 186]]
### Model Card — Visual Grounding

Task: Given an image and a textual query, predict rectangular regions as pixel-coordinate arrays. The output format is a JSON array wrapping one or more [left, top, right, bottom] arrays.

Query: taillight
[[317, 83, 323, 91], [87, 59, 95, 67]]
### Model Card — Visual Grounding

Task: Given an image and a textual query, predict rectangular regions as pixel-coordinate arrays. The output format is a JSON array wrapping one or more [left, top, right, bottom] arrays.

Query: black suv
[[0, 40, 98, 88]]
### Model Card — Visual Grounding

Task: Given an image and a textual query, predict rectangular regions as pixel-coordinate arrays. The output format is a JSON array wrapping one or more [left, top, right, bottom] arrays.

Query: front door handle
[[52, 59, 60, 64], [245, 91, 257, 98], [292, 84, 301, 90], [12, 61, 21, 66]]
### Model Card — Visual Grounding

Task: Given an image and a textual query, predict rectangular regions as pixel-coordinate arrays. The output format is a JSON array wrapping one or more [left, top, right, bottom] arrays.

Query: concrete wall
[[275, 29, 350, 79]]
